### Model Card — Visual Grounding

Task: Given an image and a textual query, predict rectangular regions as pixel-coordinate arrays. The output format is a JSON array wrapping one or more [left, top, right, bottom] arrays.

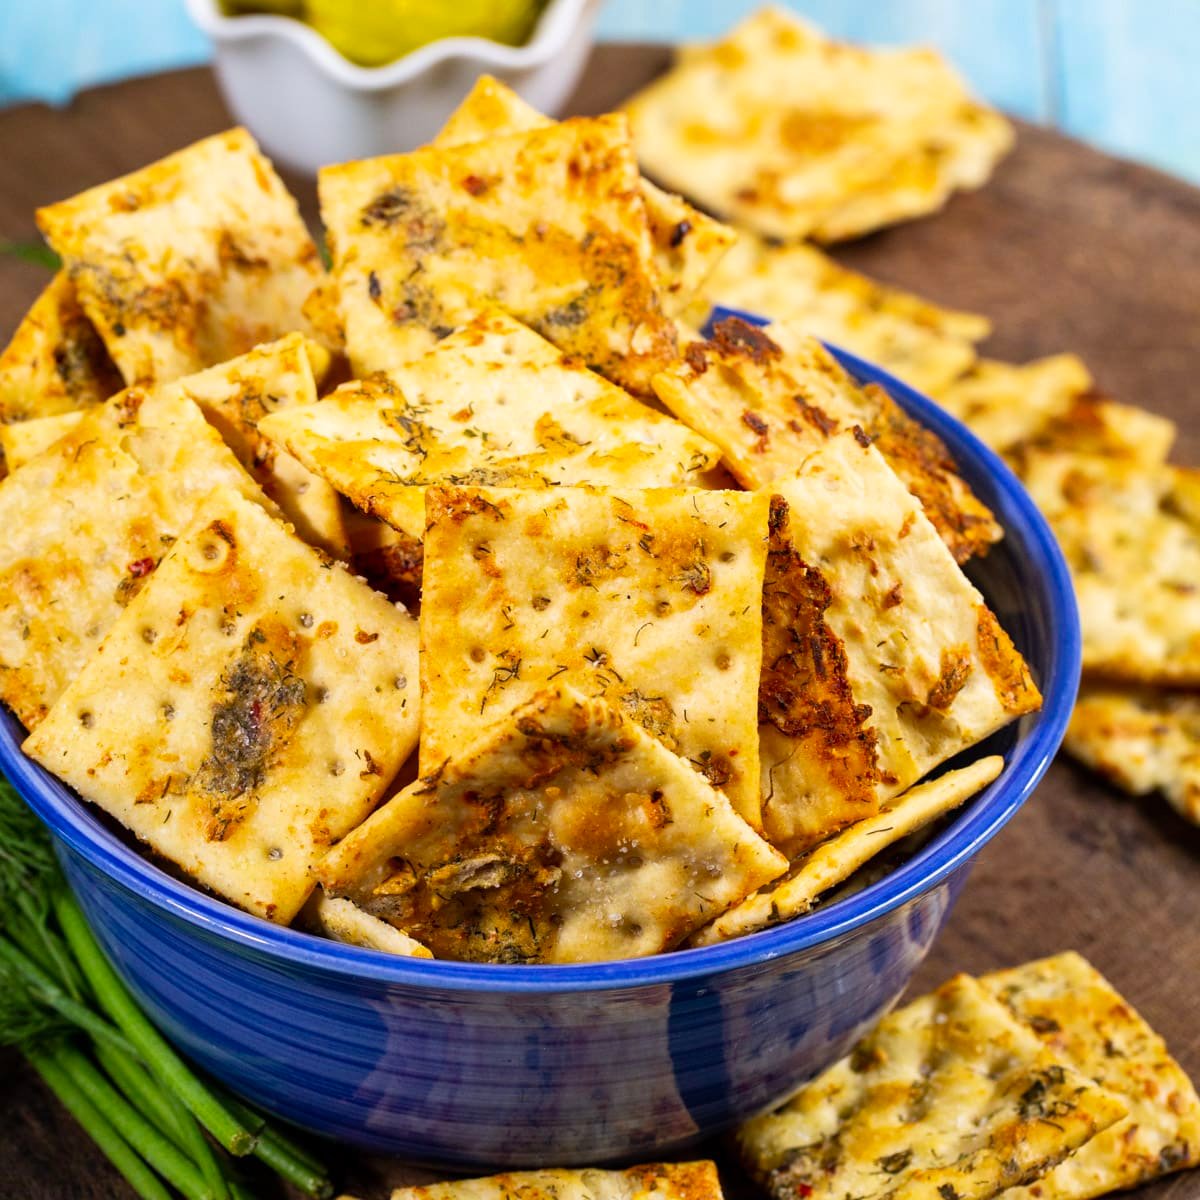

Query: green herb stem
[[54, 892, 254, 1156], [27, 1043, 175, 1200], [165, 1087, 233, 1200], [59, 1041, 216, 1200], [0, 936, 135, 1055], [220, 1088, 329, 1176]]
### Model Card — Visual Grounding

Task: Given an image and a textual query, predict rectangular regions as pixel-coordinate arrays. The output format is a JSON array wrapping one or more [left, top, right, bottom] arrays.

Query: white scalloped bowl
[[185, 0, 602, 175]]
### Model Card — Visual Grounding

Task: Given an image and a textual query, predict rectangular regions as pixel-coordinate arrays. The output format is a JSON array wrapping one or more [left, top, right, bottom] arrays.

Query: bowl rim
[[2, 315, 1081, 993], [184, 0, 596, 91]]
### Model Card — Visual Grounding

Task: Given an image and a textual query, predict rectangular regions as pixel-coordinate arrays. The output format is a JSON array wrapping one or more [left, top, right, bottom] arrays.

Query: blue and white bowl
[[0, 323, 1080, 1166]]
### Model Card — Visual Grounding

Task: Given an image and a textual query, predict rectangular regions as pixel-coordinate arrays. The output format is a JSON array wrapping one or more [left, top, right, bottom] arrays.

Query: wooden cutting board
[[0, 42, 1197, 1200]]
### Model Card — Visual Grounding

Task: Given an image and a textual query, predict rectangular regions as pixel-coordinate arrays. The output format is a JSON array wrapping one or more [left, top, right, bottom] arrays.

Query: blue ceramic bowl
[[0, 315, 1080, 1167]]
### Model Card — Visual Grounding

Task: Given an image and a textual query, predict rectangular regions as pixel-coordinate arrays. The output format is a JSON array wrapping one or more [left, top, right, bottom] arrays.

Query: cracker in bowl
[[37, 128, 325, 386], [259, 310, 719, 541], [419, 484, 769, 827], [24, 486, 421, 924], [654, 316, 1002, 563], [319, 686, 785, 964], [435, 75, 736, 318], [319, 114, 678, 395], [623, 6, 1013, 241]]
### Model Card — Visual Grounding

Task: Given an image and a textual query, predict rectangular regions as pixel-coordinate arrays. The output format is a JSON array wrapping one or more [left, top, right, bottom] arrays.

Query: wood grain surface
[[0, 43, 1197, 1200]]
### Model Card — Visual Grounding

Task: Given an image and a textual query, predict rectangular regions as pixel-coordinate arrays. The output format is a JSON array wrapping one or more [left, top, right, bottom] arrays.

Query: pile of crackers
[[0, 21, 1041, 964], [625, 6, 1200, 830], [336, 954, 1200, 1200]]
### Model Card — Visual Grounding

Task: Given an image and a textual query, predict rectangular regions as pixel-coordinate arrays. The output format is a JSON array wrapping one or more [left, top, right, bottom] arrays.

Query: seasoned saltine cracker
[[736, 973, 1126, 1200], [1022, 451, 1200, 684], [303, 891, 432, 958], [984, 952, 1200, 1197], [259, 310, 719, 540], [692, 755, 1003, 946], [0, 377, 266, 729], [757, 493, 881, 852], [37, 128, 324, 385], [934, 355, 1177, 466], [318, 114, 678, 394], [653, 316, 1002, 563], [320, 687, 785, 963], [0, 409, 87, 472], [434, 75, 736, 317], [1065, 685, 1200, 825], [0, 271, 121, 427], [25, 487, 421, 924], [762, 432, 1039, 829], [419, 485, 769, 826], [684, 235, 989, 394], [624, 7, 1013, 241], [172, 333, 349, 558], [385, 1162, 724, 1200]]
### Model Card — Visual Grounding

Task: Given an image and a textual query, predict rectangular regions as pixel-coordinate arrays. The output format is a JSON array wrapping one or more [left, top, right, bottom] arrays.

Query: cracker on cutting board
[[0, 409, 87, 472], [984, 951, 1200, 1197], [419, 484, 769, 827], [318, 113, 678, 394], [319, 686, 784, 963], [302, 891, 432, 958], [172, 333, 349, 558], [37, 128, 324, 385], [683, 234, 989, 395], [761, 431, 1039, 837], [692, 755, 1003, 946], [0, 373, 267, 730], [653, 316, 1002, 563], [736, 972, 1127, 1200], [1065, 684, 1200, 825], [383, 1162, 724, 1200], [0, 271, 121, 427], [934, 355, 1177, 466], [623, 6, 1013, 242], [1021, 451, 1200, 685], [259, 310, 720, 540], [24, 487, 421, 924], [434, 75, 736, 317]]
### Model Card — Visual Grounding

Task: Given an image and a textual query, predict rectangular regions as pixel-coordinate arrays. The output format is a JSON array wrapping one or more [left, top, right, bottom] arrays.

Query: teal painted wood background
[[1, 1, 1196, 184]]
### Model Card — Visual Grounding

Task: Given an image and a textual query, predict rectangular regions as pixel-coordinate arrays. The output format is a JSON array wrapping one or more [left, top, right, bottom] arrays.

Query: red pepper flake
[[461, 174, 488, 196], [127, 557, 155, 577]]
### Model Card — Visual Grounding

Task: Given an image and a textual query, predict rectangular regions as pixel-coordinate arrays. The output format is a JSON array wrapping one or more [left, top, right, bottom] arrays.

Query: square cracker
[[318, 113, 678, 394], [691, 756, 1003, 945], [171, 333, 348, 558], [683, 235, 989, 395], [0, 409, 87, 472], [434, 75, 736, 318], [934, 355, 1176, 467], [654, 316, 1002, 563], [0, 271, 121, 426], [1021, 451, 1200, 684], [735, 972, 1127, 1200], [319, 686, 785, 963], [419, 484, 769, 827], [385, 1163, 724, 1200], [0, 373, 266, 730], [1065, 684, 1200, 825], [37, 128, 324, 385], [761, 431, 1040, 834], [984, 952, 1200, 1197], [623, 7, 1013, 242], [24, 487, 421, 924], [259, 310, 720, 540]]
